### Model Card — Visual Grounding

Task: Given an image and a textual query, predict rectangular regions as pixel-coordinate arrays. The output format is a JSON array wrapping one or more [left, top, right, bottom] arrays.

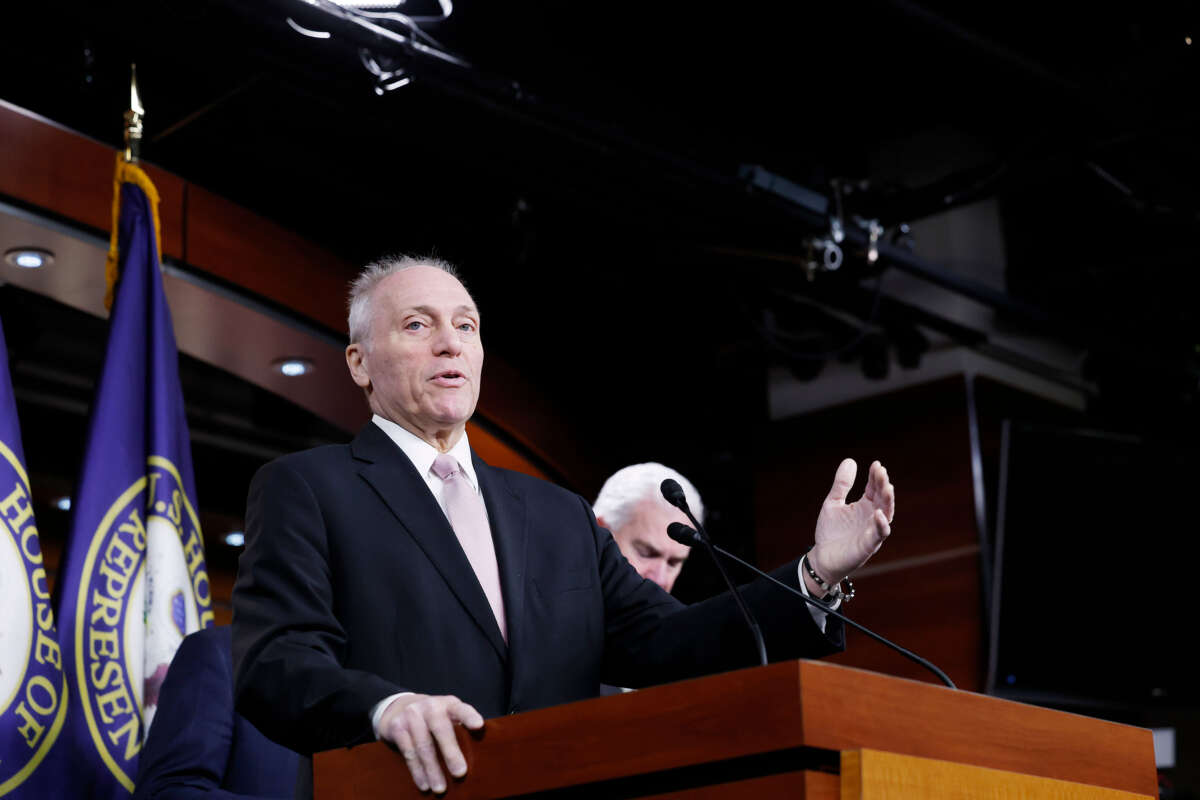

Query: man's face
[[603, 495, 692, 593], [346, 266, 483, 447]]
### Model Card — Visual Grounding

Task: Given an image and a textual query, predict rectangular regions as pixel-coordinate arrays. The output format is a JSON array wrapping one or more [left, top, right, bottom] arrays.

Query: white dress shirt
[[371, 414, 486, 521]]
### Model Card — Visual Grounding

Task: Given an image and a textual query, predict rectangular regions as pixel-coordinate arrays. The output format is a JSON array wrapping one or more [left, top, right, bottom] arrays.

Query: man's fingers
[[448, 699, 485, 730], [394, 728, 430, 793], [873, 508, 891, 542], [882, 482, 895, 523], [874, 461, 888, 492], [409, 717, 448, 794], [429, 711, 468, 779], [862, 461, 877, 502], [825, 458, 858, 505], [380, 694, 479, 794]]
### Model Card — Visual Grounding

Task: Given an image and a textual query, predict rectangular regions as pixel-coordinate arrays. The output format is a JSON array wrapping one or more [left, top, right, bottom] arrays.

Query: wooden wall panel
[[0, 102, 117, 232], [0, 103, 185, 259], [824, 551, 981, 688], [464, 421, 548, 481], [0, 103, 349, 332], [755, 376, 985, 691], [0, 101, 591, 488], [183, 183, 354, 333]]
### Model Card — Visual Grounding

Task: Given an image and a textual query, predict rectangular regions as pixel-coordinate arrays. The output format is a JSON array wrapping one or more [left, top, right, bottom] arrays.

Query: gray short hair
[[347, 255, 464, 345], [593, 463, 705, 533]]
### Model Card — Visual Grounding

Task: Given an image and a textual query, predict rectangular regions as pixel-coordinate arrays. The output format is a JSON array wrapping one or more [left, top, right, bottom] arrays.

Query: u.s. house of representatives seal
[[0, 441, 67, 797], [74, 456, 213, 792]]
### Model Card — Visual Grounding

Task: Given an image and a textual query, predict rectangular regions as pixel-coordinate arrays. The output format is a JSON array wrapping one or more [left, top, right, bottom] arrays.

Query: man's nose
[[432, 322, 463, 355], [642, 562, 669, 591]]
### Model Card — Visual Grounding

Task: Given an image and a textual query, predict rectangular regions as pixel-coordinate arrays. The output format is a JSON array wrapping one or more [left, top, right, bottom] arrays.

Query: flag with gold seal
[[53, 155, 214, 797], [0, 319, 68, 798]]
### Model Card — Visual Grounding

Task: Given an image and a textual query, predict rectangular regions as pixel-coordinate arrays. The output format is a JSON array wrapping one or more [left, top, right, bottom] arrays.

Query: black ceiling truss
[[234, 0, 1199, 405]]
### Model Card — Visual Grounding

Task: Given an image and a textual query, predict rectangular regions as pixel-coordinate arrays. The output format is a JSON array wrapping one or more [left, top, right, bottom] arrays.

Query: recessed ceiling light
[[273, 358, 314, 377], [224, 531, 245, 547], [5, 248, 55, 269]]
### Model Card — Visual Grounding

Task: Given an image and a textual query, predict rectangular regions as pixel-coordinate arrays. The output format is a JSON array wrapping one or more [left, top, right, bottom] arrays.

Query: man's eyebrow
[[404, 304, 479, 317]]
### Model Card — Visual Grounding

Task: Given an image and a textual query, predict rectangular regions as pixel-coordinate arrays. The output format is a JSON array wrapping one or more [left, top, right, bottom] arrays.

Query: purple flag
[[53, 159, 214, 798], [0, 318, 68, 798]]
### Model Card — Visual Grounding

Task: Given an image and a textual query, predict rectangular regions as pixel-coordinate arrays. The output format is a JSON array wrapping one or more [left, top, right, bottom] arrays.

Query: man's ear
[[346, 342, 371, 389]]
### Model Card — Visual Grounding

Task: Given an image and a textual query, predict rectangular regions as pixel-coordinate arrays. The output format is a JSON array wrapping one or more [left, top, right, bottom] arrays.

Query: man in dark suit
[[134, 626, 299, 799], [232, 256, 895, 794]]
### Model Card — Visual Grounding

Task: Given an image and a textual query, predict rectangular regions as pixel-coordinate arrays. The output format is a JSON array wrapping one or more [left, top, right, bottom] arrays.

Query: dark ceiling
[[1, 1, 1198, 511]]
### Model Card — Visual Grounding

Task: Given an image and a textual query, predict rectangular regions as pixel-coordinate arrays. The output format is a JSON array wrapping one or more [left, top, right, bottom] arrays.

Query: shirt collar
[[371, 414, 479, 492]]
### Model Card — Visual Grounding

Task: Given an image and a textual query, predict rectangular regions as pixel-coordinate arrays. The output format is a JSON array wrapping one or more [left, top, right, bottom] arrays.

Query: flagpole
[[106, 66, 162, 311], [123, 64, 143, 163]]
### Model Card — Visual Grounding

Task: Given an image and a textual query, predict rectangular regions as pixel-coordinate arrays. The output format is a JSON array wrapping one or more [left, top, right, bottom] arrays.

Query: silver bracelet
[[803, 548, 855, 603]]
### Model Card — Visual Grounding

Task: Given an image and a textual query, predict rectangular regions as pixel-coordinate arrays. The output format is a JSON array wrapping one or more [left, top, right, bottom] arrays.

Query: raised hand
[[808, 459, 894, 588]]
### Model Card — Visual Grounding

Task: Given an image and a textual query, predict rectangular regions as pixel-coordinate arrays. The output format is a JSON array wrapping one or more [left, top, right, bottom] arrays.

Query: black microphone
[[660, 478, 688, 512], [667, 522, 955, 689], [666, 522, 702, 546], [660, 480, 767, 667]]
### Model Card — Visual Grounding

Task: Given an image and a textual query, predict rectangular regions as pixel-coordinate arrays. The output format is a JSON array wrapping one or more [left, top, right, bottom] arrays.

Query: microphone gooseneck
[[660, 480, 767, 667], [667, 522, 955, 689]]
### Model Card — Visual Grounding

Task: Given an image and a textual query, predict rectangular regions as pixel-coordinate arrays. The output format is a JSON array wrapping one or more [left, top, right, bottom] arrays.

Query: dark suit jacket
[[232, 423, 843, 755], [134, 626, 300, 799]]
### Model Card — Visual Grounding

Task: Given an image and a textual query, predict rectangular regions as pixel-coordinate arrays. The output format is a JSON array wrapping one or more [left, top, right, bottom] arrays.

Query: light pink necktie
[[431, 454, 507, 642]]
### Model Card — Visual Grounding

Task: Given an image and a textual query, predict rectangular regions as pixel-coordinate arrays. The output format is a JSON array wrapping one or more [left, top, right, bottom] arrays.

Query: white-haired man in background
[[593, 463, 702, 594]]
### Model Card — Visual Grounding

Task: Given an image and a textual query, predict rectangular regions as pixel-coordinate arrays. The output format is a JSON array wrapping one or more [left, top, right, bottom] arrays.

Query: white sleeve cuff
[[370, 692, 413, 739], [797, 560, 840, 634]]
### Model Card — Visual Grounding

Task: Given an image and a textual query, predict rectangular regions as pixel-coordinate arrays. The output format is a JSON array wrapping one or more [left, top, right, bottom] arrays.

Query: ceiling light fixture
[[224, 531, 246, 547], [285, 17, 332, 39], [54, 496, 72, 511], [4, 248, 55, 269], [273, 358, 314, 377], [328, 0, 454, 21], [328, 1, 413, 8]]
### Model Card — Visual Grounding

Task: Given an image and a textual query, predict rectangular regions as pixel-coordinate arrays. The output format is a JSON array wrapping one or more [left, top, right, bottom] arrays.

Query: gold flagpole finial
[[123, 64, 144, 163]]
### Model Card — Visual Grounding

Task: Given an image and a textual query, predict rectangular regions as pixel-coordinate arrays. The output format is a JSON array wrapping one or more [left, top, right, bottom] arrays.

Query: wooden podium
[[314, 660, 1158, 799]]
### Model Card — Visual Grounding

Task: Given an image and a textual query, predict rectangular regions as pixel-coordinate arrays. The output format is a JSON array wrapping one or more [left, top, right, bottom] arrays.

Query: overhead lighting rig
[[279, 0, 468, 95], [738, 167, 910, 282]]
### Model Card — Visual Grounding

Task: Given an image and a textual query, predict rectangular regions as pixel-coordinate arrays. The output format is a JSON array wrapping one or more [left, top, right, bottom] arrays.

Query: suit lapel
[[473, 455, 528, 687], [351, 424, 508, 663]]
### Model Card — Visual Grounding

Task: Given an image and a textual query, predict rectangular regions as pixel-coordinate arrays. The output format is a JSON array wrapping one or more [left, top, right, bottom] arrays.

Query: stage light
[[327, 0, 453, 11], [273, 358, 314, 377], [224, 531, 245, 547], [54, 496, 71, 511], [4, 248, 54, 269], [286, 17, 331, 39]]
